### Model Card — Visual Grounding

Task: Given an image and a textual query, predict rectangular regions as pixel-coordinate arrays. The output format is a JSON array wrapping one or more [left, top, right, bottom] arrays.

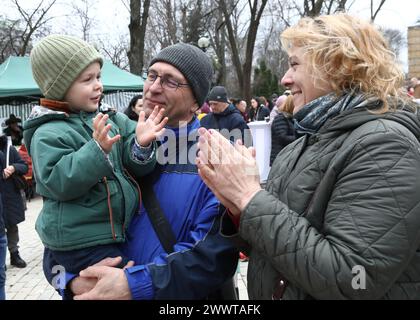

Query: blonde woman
[[196, 14, 420, 299]]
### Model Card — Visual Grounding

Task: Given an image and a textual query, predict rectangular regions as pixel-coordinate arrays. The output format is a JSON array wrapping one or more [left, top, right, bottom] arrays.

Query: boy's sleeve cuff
[[131, 139, 154, 163], [59, 272, 78, 300]]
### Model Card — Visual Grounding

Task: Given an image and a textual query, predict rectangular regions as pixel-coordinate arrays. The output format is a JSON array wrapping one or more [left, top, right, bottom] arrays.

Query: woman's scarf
[[293, 92, 381, 135]]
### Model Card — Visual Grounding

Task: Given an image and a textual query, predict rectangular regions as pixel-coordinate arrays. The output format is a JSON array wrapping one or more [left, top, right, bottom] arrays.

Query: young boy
[[23, 35, 167, 275]]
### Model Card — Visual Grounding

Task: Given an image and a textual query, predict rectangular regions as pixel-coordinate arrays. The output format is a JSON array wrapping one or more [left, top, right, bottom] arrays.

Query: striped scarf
[[293, 92, 381, 135]]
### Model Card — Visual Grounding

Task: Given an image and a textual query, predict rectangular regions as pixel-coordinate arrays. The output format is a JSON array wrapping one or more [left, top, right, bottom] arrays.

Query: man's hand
[[73, 264, 133, 300], [92, 113, 121, 153], [136, 105, 168, 147], [3, 165, 15, 179], [69, 257, 133, 296]]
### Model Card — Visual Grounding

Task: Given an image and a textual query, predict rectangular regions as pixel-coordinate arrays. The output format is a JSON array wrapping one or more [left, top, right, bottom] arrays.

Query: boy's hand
[[136, 106, 168, 147], [93, 113, 121, 154]]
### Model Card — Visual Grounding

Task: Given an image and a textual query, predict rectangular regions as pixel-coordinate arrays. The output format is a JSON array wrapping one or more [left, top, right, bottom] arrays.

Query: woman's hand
[[196, 128, 262, 215], [136, 105, 168, 147]]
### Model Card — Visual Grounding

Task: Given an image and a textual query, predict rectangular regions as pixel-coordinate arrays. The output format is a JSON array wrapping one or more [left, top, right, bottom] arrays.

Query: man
[[4, 114, 23, 146], [43, 43, 238, 300], [0, 129, 28, 269], [200, 86, 251, 146], [0, 150, 7, 300]]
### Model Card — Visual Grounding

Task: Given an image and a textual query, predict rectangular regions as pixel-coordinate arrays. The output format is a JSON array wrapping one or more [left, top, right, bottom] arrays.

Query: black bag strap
[[138, 178, 177, 254]]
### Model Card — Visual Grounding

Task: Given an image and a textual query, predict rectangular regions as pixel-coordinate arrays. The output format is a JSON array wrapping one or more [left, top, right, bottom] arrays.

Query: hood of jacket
[[320, 102, 420, 141], [23, 105, 118, 155], [23, 105, 70, 153], [214, 104, 241, 117]]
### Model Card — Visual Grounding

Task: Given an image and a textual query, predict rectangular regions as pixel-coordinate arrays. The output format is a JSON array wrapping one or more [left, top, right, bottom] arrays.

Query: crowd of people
[[1, 12, 420, 301], [1, 113, 32, 300]]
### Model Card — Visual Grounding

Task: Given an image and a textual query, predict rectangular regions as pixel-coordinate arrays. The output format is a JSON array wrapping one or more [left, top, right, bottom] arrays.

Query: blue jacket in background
[[200, 104, 251, 146]]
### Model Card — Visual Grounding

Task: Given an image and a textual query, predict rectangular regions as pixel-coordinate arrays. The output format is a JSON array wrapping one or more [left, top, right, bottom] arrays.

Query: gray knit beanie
[[149, 43, 213, 107], [31, 34, 103, 100]]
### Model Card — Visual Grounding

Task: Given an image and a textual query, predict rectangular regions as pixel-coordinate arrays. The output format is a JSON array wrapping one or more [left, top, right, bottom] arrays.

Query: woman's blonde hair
[[280, 95, 295, 115], [281, 13, 406, 111]]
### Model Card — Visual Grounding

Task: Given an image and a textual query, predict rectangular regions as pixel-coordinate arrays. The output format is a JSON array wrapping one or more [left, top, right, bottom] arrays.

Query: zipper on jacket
[[123, 168, 142, 216], [103, 177, 117, 241], [81, 112, 132, 238]]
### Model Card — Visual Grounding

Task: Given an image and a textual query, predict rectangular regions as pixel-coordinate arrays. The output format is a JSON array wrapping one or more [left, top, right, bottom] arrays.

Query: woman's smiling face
[[281, 46, 333, 114]]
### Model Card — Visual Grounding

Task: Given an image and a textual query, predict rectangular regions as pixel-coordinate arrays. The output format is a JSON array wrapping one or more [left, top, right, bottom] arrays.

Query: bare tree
[[219, 0, 269, 104], [299, 0, 355, 16], [381, 27, 405, 60], [148, 0, 178, 49], [370, 0, 386, 22], [71, 0, 96, 42], [207, 3, 228, 86], [0, 17, 21, 63], [265, 0, 388, 90], [12, 0, 57, 56], [127, 0, 151, 75], [98, 35, 129, 70]]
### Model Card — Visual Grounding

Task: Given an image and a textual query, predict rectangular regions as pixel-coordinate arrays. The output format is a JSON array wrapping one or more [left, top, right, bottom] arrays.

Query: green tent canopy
[[0, 56, 143, 98]]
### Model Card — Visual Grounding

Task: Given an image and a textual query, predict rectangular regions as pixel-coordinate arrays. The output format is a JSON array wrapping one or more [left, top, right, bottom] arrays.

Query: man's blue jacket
[[123, 117, 238, 299], [44, 117, 238, 299]]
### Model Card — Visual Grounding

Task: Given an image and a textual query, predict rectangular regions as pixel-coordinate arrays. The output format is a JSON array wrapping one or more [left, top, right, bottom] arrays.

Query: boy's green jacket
[[23, 106, 156, 251]]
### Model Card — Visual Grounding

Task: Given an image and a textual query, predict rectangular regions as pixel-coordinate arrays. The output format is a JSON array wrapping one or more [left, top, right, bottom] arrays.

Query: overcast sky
[[351, 0, 420, 71], [4, 0, 420, 71]]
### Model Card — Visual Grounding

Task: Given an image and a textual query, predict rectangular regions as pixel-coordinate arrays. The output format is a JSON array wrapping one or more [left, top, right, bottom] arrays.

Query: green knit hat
[[30, 35, 103, 100]]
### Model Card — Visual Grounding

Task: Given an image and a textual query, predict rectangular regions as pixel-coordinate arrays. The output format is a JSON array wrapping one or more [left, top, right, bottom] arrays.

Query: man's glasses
[[143, 71, 189, 90]]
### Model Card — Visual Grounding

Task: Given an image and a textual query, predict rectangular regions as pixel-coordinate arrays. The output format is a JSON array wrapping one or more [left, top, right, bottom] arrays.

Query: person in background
[[0, 131, 28, 268], [269, 95, 286, 122], [260, 96, 273, 112], [3, 115, 23, 146], [17, 143, 34, 200], [410, 78, 420, 105], [232, 99, 249, 123], [248, 97, 270, 122], [197, 13, 420, 299], [270, 95, 296, 166], [196, 101, 211, 121], [200, 86, 251, 145], [123, 94, 143, 121], [270, 93, 279, 107]]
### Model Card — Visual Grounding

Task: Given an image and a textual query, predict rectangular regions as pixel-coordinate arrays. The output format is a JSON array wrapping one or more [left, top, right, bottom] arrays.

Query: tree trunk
[[128, 0, 150, 75], [242, 0, 268, 105], [219, 0, 244, 94]]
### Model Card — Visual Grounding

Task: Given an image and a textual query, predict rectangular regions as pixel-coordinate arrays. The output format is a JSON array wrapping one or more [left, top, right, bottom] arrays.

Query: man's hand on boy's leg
[[73, 264, 133, 300], [136, 105, 168, 147], [93, 113, 121, 154]]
